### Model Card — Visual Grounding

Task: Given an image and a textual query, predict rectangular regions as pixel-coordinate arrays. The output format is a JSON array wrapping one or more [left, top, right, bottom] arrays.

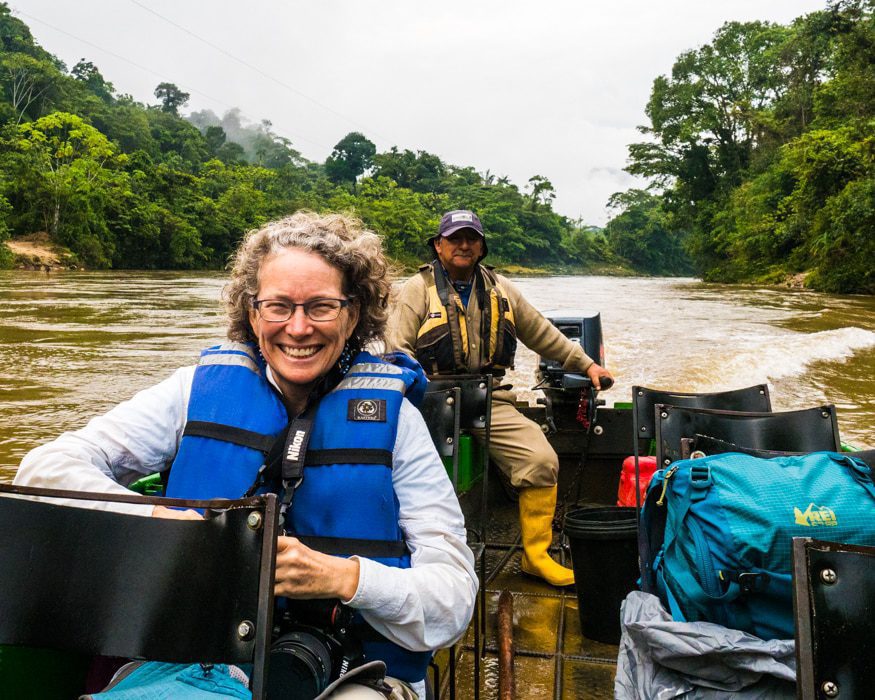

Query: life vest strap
[[182, 420, 276, 453], [432, 263, 467, 370], [298, 535, 407, 558], [305, 449, 393, 467]]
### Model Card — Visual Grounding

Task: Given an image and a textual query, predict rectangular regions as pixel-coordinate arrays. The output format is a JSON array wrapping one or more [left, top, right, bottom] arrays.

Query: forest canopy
[[0, 3, 614, 273], [621, 0, 874, 293], [1, 1, 872, 293]]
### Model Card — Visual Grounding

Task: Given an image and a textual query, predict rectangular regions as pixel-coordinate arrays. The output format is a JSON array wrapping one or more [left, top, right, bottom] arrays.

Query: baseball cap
[[428, 210, 488, 260], [437, 210, 484, 238]]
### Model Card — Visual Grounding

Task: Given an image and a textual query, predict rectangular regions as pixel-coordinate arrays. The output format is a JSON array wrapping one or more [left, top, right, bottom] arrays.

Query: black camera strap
[[276, 414, 314, 526]]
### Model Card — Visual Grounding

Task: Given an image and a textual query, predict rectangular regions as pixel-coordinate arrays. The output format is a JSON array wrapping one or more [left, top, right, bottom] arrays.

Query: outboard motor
[[537, 311, 604, 389], [536, 311, 607, 432]]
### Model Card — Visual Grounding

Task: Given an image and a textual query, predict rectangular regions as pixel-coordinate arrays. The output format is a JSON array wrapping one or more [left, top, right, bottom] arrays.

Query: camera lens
[[267, 630, 334, 699]]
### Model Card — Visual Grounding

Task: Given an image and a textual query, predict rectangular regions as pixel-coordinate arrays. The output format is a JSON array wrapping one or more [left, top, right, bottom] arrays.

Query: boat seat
[[633, 383, 771, 444], [426, 375, 491, 431], [419, 386, 462, 461], [0, 485, 277, 699], [627, 383, 772, 511], [792, 537, 875, 699], [421, 376, 492, 700], [655, 404, 841, 468]]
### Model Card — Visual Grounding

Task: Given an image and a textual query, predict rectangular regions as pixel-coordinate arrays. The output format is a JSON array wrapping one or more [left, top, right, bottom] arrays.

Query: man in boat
[[388, 209, 613, 587]]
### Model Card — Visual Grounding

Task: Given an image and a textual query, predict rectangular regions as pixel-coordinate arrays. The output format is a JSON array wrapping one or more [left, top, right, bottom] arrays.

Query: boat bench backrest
[[793, 537, 875, 699], [0, 485, 277, 699], [419, 387, 461, 459], [655, 404, 841, 468], [425, 375, 491, 431], [632, 384, 772, 441]]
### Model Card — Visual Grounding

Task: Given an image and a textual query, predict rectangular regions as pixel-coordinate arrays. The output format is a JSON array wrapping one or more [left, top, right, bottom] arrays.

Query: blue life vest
[[165, 343, 287, 500], [166, 343, 432, 683]]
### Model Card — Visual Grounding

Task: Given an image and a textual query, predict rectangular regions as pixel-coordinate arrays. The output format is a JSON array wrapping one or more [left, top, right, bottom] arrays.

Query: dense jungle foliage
[[0, 3, 619, 273], [622, 0, 874, 293], [0, 1, 872, 293]]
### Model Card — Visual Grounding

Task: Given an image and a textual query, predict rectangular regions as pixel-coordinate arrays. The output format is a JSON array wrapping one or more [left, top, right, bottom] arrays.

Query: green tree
[[526, 175, 556, 209], [627, 20, 791, 242], [70, 59, 114, 103], [561, 222, 614, 269], [251, 122, 302, 169], [352, 176, 437, 262], [808, 176, 875, 293], [0, 53, 59, 124], [154, 82, 190, 115], [325, 131, 376, 186], [5, 112, 128, 265], [605, 190, 691, 274], [372, 147, 447, 193], [0, 193, 12, 268]]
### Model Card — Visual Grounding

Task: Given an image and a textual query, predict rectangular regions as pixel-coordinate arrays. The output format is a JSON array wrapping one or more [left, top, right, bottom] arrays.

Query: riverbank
[[4, 233, 79, 271], [0, 237, 817, 290], [2, 236, 639, 279]]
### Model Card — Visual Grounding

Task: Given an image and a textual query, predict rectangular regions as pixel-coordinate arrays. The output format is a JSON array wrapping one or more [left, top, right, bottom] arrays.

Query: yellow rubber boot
[[519, 485, 575, 587]]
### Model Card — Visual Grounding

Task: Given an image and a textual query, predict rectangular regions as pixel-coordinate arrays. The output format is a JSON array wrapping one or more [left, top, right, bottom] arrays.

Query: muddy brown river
[[2, 270, 874, 481]]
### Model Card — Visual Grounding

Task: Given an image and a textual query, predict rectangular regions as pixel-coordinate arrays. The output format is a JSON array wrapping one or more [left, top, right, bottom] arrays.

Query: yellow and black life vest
[[414, 262, 517, 375]]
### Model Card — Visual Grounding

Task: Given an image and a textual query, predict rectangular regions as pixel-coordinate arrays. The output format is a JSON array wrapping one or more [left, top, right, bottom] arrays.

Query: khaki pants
[[471, 388, 559, 489]]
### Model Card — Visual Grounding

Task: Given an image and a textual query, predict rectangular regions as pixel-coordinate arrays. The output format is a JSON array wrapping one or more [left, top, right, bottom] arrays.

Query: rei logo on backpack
[[640, 451, 875, 640]]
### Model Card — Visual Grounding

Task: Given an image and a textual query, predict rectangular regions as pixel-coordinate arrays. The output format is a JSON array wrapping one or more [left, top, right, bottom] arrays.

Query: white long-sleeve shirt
[[15, 365, 477, 695]]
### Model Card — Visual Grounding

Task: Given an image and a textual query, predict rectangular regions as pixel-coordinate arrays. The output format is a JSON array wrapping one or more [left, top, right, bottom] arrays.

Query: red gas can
[[616, 456, 658, 507]]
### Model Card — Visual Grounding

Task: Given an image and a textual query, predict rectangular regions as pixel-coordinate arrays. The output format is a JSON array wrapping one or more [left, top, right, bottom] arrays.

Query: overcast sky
[[10, 0, 828, 225]]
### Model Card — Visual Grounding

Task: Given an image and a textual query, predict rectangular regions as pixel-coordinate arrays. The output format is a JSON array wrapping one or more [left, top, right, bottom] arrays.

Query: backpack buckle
[[688, 464, 712, 501], [689, 464, 711, 486], [723, 571, 770, 594]]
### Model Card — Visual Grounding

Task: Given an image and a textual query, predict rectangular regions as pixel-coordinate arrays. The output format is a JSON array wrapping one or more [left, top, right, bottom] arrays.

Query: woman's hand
[[274, 536, 360, 601], [151, 505, 203, 520]]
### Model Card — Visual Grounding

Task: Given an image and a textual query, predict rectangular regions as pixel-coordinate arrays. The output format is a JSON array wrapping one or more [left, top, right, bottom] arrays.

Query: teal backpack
[[640, 451, 875, 640]]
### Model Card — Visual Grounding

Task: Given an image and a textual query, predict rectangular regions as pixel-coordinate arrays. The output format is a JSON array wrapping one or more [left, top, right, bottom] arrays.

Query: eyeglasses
[[252, 297, 352, 323]]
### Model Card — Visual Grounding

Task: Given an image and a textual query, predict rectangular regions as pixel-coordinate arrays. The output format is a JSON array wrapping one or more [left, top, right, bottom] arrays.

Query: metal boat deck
[[436, 405, 633, 699]]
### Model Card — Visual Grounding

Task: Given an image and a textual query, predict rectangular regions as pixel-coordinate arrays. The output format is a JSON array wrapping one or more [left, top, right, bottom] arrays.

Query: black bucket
[[564, 506, 639, 644]]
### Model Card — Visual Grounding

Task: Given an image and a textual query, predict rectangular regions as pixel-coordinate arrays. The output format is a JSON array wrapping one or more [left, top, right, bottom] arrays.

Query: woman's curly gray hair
[[225, 211, 391, 347]]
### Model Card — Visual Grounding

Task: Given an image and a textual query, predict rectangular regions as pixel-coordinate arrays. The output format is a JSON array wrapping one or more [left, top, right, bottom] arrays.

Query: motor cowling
[[537, 311, 604, 389]]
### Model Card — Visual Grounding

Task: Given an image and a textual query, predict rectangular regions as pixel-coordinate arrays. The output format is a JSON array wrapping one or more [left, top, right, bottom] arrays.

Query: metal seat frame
[[421, 375, 492, 700]]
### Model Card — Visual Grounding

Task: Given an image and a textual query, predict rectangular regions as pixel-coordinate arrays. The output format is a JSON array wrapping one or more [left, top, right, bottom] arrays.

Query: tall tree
[[325, 131, 376, 186], [71, 59, 114, 103], [5, 111, 128, 265], [372, 147, 447, 193], [153, 82, 189, 115], [627, 22, 790, 213], [527, 175, 556, 209], [1, 53, 58, 124]]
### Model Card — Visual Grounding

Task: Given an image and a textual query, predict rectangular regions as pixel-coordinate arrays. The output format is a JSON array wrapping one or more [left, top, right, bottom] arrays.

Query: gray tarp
[[614, 592, 796, 700]]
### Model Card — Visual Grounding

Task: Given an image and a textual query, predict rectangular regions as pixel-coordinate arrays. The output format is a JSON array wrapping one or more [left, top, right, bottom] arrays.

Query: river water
[[2, 270, 874, 482]]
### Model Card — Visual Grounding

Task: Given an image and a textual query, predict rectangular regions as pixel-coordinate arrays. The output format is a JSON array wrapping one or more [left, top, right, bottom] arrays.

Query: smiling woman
[[249, 249, 357, 405], [13, 211, 477, 699]]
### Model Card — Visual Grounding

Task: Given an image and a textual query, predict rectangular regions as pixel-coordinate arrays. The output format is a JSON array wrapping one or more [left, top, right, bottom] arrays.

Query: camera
[[266, 599, 365, 699]]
